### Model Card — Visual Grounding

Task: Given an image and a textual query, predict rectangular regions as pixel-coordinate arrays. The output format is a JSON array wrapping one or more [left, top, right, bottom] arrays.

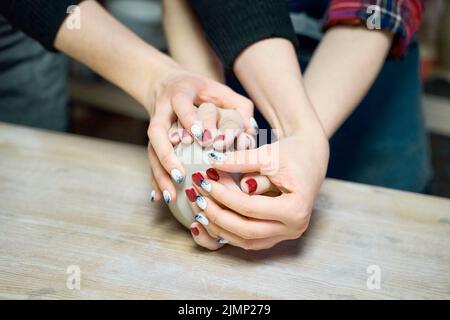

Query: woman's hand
[[186, 131, 329, 250], [146, 67, 256, 204]]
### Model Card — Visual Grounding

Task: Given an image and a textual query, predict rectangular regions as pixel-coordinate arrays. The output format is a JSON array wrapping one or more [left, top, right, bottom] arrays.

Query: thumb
[[207, 148, 263, 174]]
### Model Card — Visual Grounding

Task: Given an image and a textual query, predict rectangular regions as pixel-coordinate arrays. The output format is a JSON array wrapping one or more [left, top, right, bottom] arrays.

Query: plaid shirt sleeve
[[324, 0, 424, 57]]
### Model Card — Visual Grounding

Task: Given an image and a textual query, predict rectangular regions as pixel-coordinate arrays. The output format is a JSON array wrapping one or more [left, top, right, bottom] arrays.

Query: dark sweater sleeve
[[191, 0, 299, 71], [0, 0, 82, 51]]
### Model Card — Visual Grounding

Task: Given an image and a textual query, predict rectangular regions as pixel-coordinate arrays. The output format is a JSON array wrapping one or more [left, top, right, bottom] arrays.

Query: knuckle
[[159, 152, 174, 166]]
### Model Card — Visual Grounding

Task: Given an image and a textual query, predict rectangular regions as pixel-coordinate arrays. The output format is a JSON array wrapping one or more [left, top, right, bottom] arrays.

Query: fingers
[[208, 142, 278, 175], [193, 183, 288, 239], [168, 122, 181, 145], [181, 127, 194, 145], [147, 143, 177, 204], [171, 91, 203, 140], [194, 170, 292, 221], [197, 103, 218, 147], [187, 190, 288, 250], [214, 109, 244, 151], [201, 82, 257, 135], [189, 222, 224, 251], [150, 177, 162, 202], [240, 174, 280, 195], [148, 116, 186, 185], [236, 132, 257, 151], [207, 149, 262, 173]]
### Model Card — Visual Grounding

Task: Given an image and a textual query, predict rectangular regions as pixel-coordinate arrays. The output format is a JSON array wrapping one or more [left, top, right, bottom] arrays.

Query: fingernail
[[170, 169, 185, 184], [185, 187, 198, 202], [170, 131, 179, 139], [245, 178, 257, 194], [202, 129, 212, 144], [206, 168, 219, 181], [250, 117, 259, 133], [163, 190, 171, 204], [150, 190, 156, 202], [182, 129, 192, 144], [192, 172, 211, 192], [208, 151, 227, 162], [195, 212, 209, 225], [190, 226, 200, 236], [195, 196, 207, 210], [217, 239, 229, 244], [215, 134, 225, 142], [191, 124, 203, 140]]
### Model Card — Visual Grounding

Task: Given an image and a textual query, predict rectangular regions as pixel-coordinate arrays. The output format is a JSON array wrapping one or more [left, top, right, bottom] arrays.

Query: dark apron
[[0, 15, 69, 131]]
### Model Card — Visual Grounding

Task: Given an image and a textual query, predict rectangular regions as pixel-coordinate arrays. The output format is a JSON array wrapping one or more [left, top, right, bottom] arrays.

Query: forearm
[[162, 0, 224, 81], [234, 38, 324, 138], [54, 0, 177, 112], [304, 26, 393, 138]]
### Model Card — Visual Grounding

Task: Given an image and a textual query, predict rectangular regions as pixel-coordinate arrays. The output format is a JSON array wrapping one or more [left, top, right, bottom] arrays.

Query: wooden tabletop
[[0, 122, 449, 300]]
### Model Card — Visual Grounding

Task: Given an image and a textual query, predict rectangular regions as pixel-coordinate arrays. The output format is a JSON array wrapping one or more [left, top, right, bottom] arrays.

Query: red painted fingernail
[[190, 226, 200, 236], [192, 172, 205, 187], [185, 187, 198, 202], [215, 134, 225, 142], [202, 129, 212, 143], [206, 168, 219, 181], [182, 129, 191, 138], [245, 178, 257, 194]]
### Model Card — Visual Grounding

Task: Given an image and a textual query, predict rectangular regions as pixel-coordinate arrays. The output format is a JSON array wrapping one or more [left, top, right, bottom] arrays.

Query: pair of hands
[[146, 67, 257, 203], [146, 66, 329, 251], [187, 133, 329, 250]]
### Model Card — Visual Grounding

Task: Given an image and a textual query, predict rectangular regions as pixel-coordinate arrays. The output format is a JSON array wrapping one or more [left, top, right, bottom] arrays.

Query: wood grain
[[0, 122, 449, 299]]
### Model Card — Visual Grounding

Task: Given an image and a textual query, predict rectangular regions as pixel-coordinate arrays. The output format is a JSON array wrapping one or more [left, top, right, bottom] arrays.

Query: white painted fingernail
[[207, 151, 227, 162], [150, 190, 156, 202], [195, 212, 209, 226], [200, 179, 211, 192], [195, 196, 207, 210], [190, 124, 203, 140], [250, 117, 259, 133], [218, 239, 228, 244], [170, 169, 185, 184], [163, 190, 171, 204]]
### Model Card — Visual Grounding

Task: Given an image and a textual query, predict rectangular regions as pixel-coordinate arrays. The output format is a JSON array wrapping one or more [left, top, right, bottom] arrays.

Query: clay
[[168, 142, 213, 228]]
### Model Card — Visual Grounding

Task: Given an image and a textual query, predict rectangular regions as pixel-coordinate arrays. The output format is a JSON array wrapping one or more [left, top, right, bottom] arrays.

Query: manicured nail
[[195, 196, 207, 210], [192, 172, 211, 192], [218, 239, 229, 244], [170, 131, 179, 139], [195, 212, 209, 225], [206, 168, 219, 181], [150, 190, 156, 202], [202, 129, 212, 144], [245, 178, 257, 194], [191, 124, 203, 140], [250, 117, 259, 133], [215, 134, 225, 142], [163, 190, 171, 204], [182, 129, 192, 144], [170, 169, 185, 184], [185, 187, 198, 202], [208, 151, 227, 162], [190, 226, 200, 236]]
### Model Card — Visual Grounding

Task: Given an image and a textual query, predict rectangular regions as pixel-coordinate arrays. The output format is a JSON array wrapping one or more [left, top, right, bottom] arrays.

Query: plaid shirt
[[325, 0, 424, 57]]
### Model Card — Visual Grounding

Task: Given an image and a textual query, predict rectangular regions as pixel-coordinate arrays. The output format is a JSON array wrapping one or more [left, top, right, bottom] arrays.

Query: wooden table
[[0, 122, 449, 299]]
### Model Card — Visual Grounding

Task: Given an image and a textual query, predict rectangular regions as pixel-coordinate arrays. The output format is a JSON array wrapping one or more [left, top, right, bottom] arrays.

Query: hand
[[186, 131, 329, 250], [146, 66, 256, 204]]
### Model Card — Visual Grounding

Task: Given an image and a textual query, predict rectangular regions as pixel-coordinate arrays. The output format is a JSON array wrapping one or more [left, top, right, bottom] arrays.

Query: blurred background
[[4, 0, 450, 197]]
